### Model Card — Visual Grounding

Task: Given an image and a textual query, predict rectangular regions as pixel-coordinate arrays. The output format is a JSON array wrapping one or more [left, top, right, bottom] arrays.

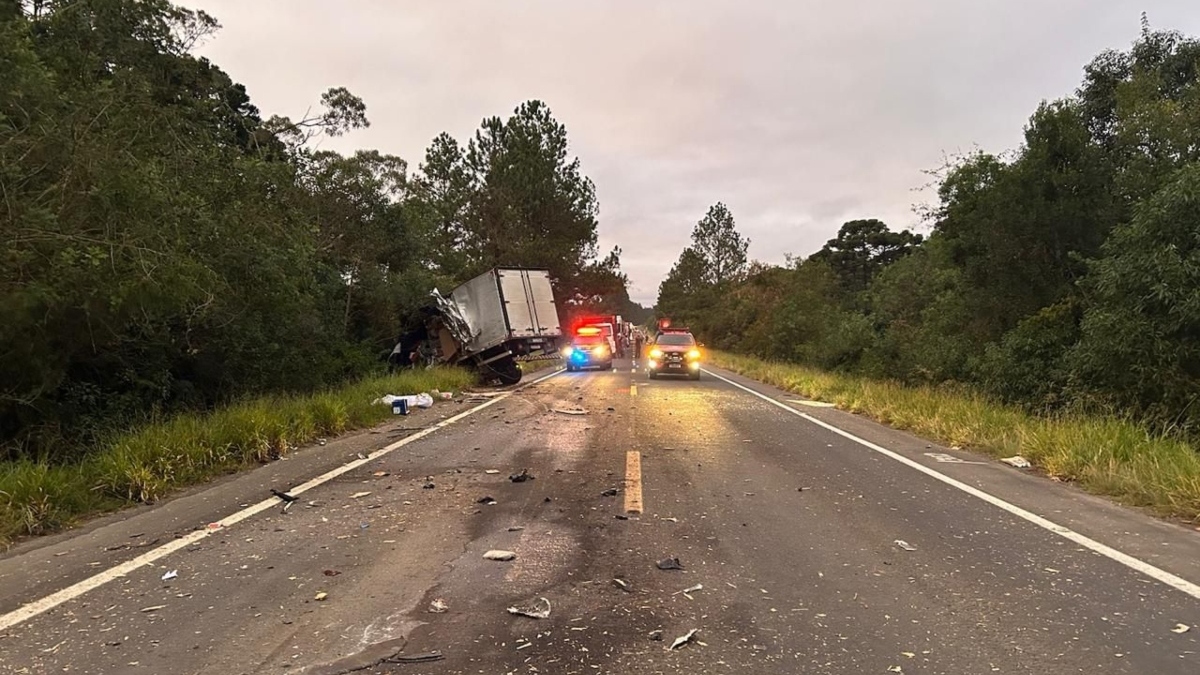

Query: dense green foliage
[[660, 25, 1200, 435], [0, 0, 630, 459]]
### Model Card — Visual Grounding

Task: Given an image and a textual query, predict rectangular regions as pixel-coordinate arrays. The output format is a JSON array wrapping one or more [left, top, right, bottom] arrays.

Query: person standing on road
[[633, 332, 645, 363]]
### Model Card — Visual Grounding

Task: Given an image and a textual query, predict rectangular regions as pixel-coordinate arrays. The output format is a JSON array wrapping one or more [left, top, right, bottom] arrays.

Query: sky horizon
[[185, 1, 1200, 306]]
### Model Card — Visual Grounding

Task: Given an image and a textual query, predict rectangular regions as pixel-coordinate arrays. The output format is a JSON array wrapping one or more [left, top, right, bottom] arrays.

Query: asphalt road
[[1, 360, 1198, 674]]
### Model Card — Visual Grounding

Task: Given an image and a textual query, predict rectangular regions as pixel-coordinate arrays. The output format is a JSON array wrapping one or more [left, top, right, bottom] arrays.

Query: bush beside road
[[0, 368, 475, 547], [709, 351, 1200, 522]]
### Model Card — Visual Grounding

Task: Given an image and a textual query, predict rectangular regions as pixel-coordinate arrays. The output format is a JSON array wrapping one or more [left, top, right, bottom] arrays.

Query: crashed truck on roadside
[[390, 268, 564, 386]]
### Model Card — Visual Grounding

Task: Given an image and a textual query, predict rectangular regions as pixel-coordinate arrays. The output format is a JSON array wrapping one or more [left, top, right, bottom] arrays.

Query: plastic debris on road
[[429, 598, 449, 613], [140, 605, 167, 613], [1001, 455, 1032, 469], [509, 469, 534, 483], [656, 557, 684, 570], [314, 591, 328, 601], [484, 469, 500, 474], [1173, 623, 1191, 634], [552, 408, 588, 415], [894, 539, 917, 552], [349, 491, 372, 499], [161, 570, 178, 581], [271, 489, 298, 503], [483, 550, 517, 561], [373, 393, 435, 409], [507, 596, 551, 619], [669, 628, 699, 650]]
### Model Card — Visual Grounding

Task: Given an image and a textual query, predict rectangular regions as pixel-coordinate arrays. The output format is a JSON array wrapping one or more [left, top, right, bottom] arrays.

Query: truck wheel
[[480, 355, 523, 386]]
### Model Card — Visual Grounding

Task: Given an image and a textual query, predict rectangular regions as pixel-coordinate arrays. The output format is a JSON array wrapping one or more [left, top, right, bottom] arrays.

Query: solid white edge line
[[702, 367, 1200, 601], [0, 367, 564, 633]]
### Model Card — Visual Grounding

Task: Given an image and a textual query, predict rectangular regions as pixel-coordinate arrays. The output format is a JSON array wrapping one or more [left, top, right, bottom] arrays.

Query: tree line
[[658, 22, 1200, 435], [0, 0, 642, 459]]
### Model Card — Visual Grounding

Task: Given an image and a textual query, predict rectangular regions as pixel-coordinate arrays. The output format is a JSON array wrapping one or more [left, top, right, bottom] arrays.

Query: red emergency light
[[575, 326, 602, 336]]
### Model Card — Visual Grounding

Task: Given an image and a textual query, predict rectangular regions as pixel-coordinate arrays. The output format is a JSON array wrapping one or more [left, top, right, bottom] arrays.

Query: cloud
[[186, 0, 1200, 305]]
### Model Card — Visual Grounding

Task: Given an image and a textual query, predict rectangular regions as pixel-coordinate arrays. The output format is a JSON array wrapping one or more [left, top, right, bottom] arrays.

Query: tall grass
[[710, 351, 1200, 521], [0, 368, 475, 546]]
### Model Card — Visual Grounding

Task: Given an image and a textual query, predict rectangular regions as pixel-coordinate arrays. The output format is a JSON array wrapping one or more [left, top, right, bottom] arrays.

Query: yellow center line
[[624, 450, 643, 514]]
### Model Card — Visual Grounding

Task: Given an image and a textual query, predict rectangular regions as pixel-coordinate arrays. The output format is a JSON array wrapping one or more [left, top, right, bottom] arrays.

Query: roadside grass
[[0, 368, 475, 547], [709, 351, 1200, 521]]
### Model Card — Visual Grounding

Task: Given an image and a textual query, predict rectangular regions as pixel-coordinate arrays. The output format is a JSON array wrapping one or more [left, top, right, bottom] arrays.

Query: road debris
[[509, 469, 534, 483], [894, 540, 917, 552], [140, 605, 167, 613], [507, 596, 551, 619], [374, 393, 435, 409], [656, 557, 684, 570], [887, 667, 903, 673], [323, 569, 340, 577], [349, 491, 372, 499], [552, 407, 588, 415], [271, 489, 298, 503], [612, 577, 633, 593], [314, 592, 328, 601], [429, 598, 449, 613], [507, 526, 524, 531], [422, 481, 436, 489], [600, 487, 620, 497], [675, 583, 703, 598], [1172, 623, 1191, 634], [386, 652, 445, 664], [1001, 455, 1032, 469], [476, 496, 497, 505], [902, 651, 916, 658], [484, 469, 500, 474], [161, 570, 178, 581], [483, 550, 517, 561], [649, 629, 664, 641], [318, 438, 327, 446], [372, 471, 390, 477], [669, 628, 699, 650], [615, 514, 629, 520]]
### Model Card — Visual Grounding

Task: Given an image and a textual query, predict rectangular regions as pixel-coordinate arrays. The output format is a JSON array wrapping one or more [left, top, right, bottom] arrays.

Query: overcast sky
[[185, 1, 1199, 305]]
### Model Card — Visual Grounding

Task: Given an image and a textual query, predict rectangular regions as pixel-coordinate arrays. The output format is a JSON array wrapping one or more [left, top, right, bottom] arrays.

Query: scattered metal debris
[[484, 469, 501, 474], [140, 605, 166, 613], [422, 482, 436, 489], [509, 469, 534, 483], [507, 596, 551, 619], [648, 629, 664, 642], [314, 592, 328, 601], [669, 628, 699, 650], [372, 471, 390, 477], [656, 557, 684, 571], [894, 540, 917, 552], [323, 569, 340, 577], [270, 489, 298, 503], [612, 577, 633, 593], [1173, 623, 1191, 634], [483, 550, 517, 561], [600, 487, 619, 497], [1001, 455, 1032, 469], [477, 496, 497, 505], [429, 598, 449, 613], [387, 652, 445, 664], [349, 491, 372, 499], [675, 583, 703, 598], [160, 570, 178, 581], [552, 408, 588, 416]]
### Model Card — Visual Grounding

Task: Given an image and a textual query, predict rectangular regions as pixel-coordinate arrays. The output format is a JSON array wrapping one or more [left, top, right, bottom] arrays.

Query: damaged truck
[[390, 268, 564, 386]]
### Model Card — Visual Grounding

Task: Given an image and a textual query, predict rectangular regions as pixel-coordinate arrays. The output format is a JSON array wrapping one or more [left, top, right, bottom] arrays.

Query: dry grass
[[0, 368, 475, 546], [710, 351, 1200, 521]]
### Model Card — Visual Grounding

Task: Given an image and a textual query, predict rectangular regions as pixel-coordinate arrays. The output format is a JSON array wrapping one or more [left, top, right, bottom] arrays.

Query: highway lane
[[0, 360, 1197, 674]]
